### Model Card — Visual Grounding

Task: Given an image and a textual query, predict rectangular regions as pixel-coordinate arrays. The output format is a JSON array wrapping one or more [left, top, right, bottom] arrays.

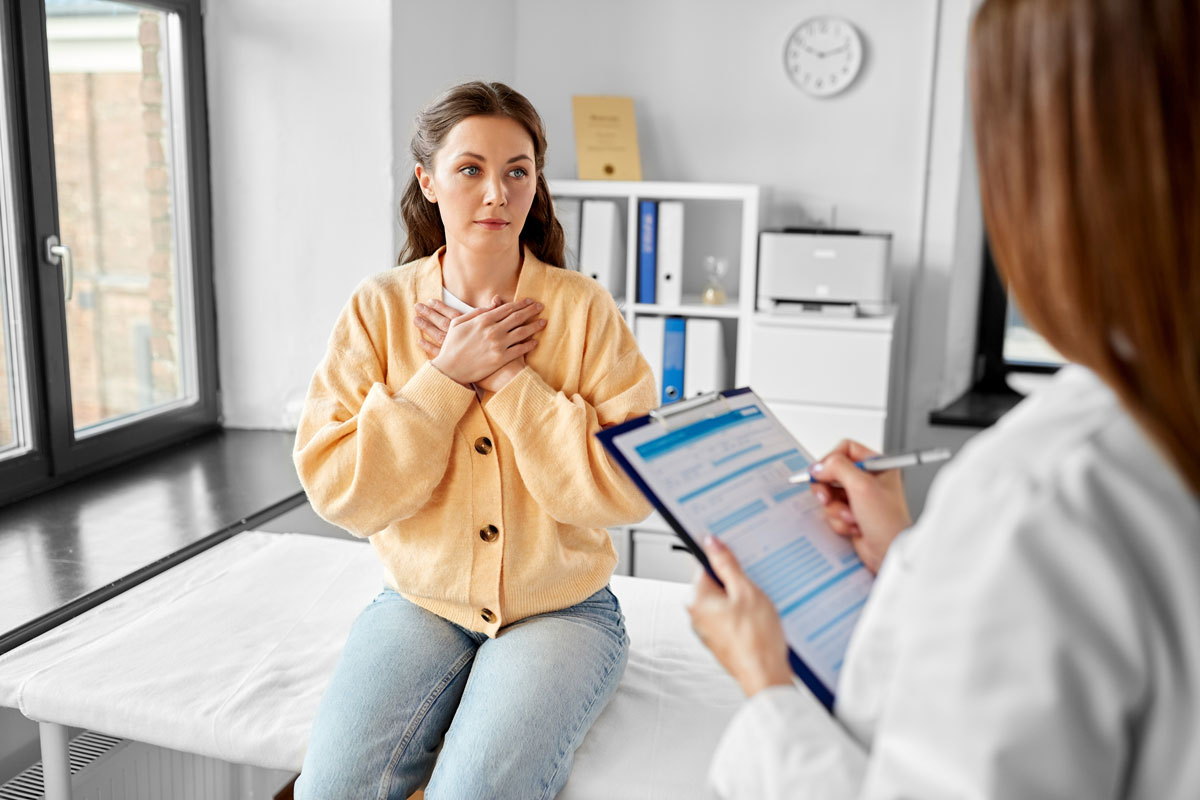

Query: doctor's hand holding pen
[[689, 439, 914, 697], [805, 439, 913, 575]]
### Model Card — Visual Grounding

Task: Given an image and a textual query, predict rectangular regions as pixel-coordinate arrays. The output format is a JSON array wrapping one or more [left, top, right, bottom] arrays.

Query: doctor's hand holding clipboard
[[688, 439, 913, 698]]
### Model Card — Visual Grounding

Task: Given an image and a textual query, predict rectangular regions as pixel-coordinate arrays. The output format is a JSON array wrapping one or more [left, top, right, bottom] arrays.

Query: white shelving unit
[[549, 180, 896, 582], [550, 179, 760, 387]]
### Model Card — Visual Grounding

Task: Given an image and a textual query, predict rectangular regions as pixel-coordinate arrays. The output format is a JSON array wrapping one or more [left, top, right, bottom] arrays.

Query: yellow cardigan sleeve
[[485, 290, 656, 528], [293, 282, 475, 536]]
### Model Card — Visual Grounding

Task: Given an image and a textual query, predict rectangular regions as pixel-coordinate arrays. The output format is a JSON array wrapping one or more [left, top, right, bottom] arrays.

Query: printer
[[756, 228, 892, 316]]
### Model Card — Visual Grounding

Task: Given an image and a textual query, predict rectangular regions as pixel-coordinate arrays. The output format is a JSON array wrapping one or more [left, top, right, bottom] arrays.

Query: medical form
[[597, 387, 874, 710]]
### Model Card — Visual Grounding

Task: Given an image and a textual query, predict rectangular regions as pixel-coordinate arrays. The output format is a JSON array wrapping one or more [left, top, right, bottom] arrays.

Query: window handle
[[44, 234, 73, 301]]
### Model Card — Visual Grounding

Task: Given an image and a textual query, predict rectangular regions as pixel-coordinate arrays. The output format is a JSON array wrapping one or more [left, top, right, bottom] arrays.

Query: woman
[[690, 1, 1200, 797], [292, 81, 656, 799]]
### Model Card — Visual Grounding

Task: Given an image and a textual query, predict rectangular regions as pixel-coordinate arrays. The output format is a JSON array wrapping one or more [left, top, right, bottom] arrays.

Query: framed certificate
[[572, 95, 643, 181]]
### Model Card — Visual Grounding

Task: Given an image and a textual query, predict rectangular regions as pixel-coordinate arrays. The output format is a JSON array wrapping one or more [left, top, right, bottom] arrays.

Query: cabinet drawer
[[749, 321, 891, 407], [609, 527, 631, 577], [637, 509, 672, 534], [767, 401, 886, 457], [632, 530, 697, 583]]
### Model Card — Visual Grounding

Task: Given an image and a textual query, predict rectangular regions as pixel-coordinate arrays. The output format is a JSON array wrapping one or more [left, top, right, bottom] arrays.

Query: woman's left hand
[[413, 297, 540, 393], [689, 536, 793, 697], [413, 299, 462, 357]]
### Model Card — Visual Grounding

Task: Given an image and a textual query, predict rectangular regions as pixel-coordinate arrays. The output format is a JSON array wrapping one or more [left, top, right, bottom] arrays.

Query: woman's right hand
[[810, 439, 912, 575], [430, 297, 545, 386]]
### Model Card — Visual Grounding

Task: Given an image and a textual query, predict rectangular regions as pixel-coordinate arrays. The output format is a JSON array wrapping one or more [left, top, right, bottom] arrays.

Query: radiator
[[0, 730, 293, 800]]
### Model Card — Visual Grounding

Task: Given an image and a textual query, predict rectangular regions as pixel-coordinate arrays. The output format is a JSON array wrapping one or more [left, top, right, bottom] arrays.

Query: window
[[1002, 294, 1065, 369], [929, 236, 1063, 429], [979, 235, 1065, 379], [1, 155, 28, 459], [0, 0, 216, 506]]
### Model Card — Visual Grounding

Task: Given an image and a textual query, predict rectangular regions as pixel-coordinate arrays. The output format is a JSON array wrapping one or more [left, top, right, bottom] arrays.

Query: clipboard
[[597, 387, 874, 710]]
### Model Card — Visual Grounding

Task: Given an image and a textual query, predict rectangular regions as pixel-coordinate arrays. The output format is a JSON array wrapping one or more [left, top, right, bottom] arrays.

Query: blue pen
[[788, 447, 952, 484]]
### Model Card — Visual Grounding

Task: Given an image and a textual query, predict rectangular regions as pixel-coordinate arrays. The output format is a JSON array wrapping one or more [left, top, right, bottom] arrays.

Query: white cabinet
[[552, 180, 896, 582], [749, 312, 896, 456], [631, 529, 697, 583], [767, 404, 887, 461], [609, 527, 632, 577], [748, 316, 893, 408]]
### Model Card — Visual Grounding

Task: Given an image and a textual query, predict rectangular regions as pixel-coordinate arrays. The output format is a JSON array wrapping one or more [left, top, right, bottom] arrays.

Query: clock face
[[784, 16, 864, 98]]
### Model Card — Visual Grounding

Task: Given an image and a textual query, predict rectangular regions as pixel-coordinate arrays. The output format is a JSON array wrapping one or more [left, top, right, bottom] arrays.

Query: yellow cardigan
[[294, 248, 655, 635]]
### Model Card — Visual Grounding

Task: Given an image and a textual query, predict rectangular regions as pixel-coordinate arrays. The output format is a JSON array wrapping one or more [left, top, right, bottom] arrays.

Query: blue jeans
[[294, 585, 629, 800]]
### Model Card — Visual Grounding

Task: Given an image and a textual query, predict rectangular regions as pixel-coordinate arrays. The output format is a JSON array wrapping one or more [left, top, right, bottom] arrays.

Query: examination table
[[0, 531, 744, 798]]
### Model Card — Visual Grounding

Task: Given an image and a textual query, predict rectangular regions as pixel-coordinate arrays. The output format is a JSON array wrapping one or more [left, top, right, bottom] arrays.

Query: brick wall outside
[[51, 10, 179, 431], [140, 12, 179, 412], [0, 321, 10, 448]]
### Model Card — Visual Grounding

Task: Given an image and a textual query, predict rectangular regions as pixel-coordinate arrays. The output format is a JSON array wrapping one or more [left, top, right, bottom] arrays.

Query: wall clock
[[784, 16, 864, 98]]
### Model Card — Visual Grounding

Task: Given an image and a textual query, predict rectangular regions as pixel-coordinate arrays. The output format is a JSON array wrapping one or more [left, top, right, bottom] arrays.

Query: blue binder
[[662, 316, 686, 404], [637, 200, 658, 303]]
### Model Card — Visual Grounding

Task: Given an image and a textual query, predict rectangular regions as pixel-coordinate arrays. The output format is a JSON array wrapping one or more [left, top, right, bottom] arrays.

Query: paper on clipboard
[[596, 387, 874, 710]]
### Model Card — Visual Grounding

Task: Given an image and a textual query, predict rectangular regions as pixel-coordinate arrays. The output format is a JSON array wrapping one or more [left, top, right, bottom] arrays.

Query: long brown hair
[[397, 81, 565, 267], [970, 0, 1200, 494]]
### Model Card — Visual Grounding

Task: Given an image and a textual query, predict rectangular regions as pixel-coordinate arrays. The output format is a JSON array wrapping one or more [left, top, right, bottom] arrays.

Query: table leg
[[38, 722, 72, 800]]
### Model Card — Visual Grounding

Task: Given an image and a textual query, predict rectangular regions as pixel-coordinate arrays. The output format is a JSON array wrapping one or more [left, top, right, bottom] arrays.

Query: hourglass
[[701, 255, 729, 305]]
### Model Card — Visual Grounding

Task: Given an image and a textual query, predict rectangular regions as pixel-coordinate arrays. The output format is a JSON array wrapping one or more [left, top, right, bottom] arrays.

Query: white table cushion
[[0, 531, 742, 798]]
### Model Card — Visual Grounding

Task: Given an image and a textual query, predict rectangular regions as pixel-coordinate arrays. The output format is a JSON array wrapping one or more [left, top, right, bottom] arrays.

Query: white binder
[[556, 196, 583, 270], [634, 315, 665, 401], [655, 200, 684, 306], [684, 318, 725, 398], [580, 199, 624, 295]]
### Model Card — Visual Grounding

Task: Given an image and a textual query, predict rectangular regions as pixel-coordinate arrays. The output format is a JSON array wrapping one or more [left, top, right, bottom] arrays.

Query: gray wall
[[205, 0, 395, 428]]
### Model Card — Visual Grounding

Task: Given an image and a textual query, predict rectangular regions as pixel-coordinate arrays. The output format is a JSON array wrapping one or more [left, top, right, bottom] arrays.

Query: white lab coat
[[709, 366, 1200, 799]]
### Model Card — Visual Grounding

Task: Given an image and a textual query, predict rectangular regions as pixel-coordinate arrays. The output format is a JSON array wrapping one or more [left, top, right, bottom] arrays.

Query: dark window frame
[[977, 235, 1061, 381], [929, 235, 1059, 429], [0, 0, 218, 507]]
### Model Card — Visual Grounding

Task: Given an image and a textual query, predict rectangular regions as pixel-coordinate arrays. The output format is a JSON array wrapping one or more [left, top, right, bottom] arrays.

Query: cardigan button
[[479, 524, 499, 543], [474, 436, 493, 455], [480, 608, 497, 624]]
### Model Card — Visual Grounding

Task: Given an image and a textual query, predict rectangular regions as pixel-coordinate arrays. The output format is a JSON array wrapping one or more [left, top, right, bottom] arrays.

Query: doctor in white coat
[[689, 0, 1200, 797]]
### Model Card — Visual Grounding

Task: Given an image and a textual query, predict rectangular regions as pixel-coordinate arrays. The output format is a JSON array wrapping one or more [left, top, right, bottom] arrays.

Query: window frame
[[0, 0, 218, 507], [928, 235, 1060, 430], [976, 234, 1061, 384]]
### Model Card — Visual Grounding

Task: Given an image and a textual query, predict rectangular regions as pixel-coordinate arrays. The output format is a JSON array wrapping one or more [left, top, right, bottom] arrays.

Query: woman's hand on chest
[[414, 296, 546, 390]]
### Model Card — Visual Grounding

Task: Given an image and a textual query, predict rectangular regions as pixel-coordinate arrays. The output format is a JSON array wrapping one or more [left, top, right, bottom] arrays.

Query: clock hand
[[820, 44, 851, 57]]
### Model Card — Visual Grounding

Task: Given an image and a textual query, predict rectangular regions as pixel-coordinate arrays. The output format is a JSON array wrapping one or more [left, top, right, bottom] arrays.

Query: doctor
[[689, 0, 1200, 797]]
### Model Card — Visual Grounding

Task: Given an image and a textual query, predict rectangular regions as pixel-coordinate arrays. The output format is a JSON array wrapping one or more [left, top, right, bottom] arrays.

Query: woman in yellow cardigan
[[292, 82, 656, 799]]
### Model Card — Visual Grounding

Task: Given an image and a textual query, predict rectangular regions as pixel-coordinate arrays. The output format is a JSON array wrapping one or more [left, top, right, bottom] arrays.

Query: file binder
[[596, 387, 875, 712], [580, 199, 624, 295], [662, 316, 686, 404], [655, 201, 684, 306], [634, 315, 665, 401], [684, 318, 726, 398], [637, 200, 658, 303], [556, 196, 583, 270]]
